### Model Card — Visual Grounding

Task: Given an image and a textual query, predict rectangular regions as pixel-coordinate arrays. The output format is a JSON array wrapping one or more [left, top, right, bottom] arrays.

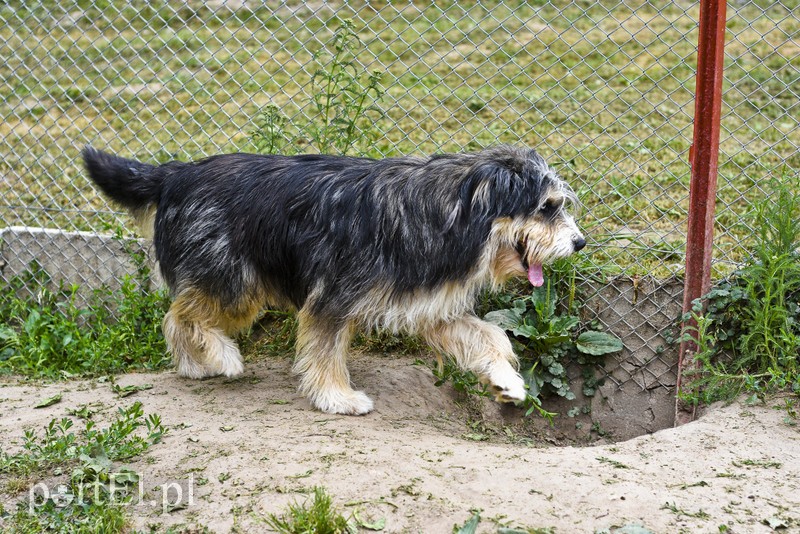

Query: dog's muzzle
[[515, 235, 587, 288]]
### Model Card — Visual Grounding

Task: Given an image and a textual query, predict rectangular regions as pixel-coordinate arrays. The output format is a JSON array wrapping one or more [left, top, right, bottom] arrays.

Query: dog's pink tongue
[[528, 263, 544, 287]]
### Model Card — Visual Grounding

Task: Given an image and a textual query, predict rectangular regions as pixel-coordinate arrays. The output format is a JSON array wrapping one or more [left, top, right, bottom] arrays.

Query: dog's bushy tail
[[82, 147, 161, 211], [82, 147, 162, 236]]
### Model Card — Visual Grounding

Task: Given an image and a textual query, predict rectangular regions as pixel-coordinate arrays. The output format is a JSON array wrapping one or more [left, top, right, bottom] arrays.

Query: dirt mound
[[2, 355, 799, 533]]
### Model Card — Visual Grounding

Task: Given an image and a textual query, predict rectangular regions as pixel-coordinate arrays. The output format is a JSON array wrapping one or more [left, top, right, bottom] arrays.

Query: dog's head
[[459, 147, 585, 287]]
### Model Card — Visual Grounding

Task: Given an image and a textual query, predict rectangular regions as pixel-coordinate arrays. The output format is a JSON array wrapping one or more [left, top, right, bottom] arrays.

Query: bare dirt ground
[[1, 354, 799, 533]]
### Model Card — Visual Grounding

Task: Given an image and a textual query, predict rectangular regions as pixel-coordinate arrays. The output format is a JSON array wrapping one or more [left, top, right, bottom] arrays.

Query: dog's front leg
[[293, 309, 374, 415], [424, 315, 527, 403]]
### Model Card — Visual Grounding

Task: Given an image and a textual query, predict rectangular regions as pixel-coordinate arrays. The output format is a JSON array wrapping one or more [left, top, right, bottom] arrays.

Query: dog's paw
[[216, 355, 244, 378], [176, 356, 216, 379], [313, 389, 374, 416], [484, 365, 527, 404], [211, 335, 245, 377], [176, 355, 244, 379]]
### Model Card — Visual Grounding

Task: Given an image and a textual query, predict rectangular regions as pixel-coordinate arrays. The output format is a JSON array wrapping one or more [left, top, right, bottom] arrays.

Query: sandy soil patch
[[1, 355, 798, 533]]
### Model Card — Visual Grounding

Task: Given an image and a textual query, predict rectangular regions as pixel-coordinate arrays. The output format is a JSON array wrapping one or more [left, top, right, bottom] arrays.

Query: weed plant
[[681, 172, 800, 404], [265, 486, 355, 534], [1, 402, 165, 478], [483, 269, 623, 418], [0, 401, 166, 532], [252, 18, 384, 156], [431, 260, 622, 420], [0, 239, 170, 379]]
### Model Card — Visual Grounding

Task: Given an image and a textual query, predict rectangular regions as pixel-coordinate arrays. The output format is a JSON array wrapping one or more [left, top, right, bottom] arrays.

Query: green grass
[[264, 486, 355, 534], [0, 401, 166, 533], [1, 1, 798, 277], [0, 246, 170, 379]]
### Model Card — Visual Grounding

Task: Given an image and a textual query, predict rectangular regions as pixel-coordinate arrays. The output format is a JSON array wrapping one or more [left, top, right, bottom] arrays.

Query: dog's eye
[[540, 199, 559, 215]]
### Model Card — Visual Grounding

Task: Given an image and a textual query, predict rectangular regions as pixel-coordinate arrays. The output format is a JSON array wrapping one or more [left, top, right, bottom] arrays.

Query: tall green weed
[[252, 18, 384, 156], [681, 171, 800, 403]]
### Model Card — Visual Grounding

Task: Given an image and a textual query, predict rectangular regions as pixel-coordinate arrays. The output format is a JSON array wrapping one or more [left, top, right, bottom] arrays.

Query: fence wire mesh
[[1, 1, 798, 395]]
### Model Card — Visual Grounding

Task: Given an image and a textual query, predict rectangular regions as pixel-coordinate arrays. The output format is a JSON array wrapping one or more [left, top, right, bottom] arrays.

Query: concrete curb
[[0, 226, 157, 300]]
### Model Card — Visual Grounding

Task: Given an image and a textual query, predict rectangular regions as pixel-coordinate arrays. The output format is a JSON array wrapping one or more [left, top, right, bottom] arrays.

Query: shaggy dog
[[83, 146, 585, 415]]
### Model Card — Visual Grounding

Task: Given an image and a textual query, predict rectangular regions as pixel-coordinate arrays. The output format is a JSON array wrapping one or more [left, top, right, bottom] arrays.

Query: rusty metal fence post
[[676, 0, 728, 425]]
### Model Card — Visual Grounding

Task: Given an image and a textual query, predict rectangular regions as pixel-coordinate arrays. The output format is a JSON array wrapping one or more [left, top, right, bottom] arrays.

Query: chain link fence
[[1, 1, 798, 413]]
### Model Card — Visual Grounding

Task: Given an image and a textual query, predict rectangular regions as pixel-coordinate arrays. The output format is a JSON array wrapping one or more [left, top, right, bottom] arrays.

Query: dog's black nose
[[573, 237, 586, 252]]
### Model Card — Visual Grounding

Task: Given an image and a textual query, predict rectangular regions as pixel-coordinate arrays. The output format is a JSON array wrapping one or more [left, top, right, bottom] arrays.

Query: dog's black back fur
[[84, 147, 554, 318]]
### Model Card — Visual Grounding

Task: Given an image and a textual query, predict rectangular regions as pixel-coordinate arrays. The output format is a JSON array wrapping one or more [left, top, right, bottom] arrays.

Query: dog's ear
[[451, 157, 544, 228]]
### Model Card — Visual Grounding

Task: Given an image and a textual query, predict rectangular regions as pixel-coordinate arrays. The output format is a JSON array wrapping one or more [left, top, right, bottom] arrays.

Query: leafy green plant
[[484, 277, 622, 411], [0, 401, 166, 533], [307, 18, 384, 155], [6, 495, 129, 533], [680, 172, 800, 404], [252, 103, 293, 156], [429, 358, 489, 399], [251, 18, 384, 156], [426, 262, 621, 420], [453, 509, 481, 534], [1, 417, 78, 478], [265, 486, 356, 534], [0, 237, 170, 379], [1, 401, 165, 478]]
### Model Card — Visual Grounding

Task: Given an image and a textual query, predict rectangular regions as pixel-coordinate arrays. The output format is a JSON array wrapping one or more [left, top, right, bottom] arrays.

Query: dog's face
[[515, 178, 584, 286], [482, 154, 585, 287]]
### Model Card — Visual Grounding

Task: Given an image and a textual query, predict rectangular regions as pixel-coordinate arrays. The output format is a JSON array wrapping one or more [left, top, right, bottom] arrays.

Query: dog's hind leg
[[293, 308, 373, 415], [163, 288, 254, 379], [423, 315, 527, 403]]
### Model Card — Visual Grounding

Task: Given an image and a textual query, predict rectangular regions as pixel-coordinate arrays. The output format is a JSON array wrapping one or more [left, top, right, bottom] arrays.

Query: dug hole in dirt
[[1, 351, 799, 533]]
